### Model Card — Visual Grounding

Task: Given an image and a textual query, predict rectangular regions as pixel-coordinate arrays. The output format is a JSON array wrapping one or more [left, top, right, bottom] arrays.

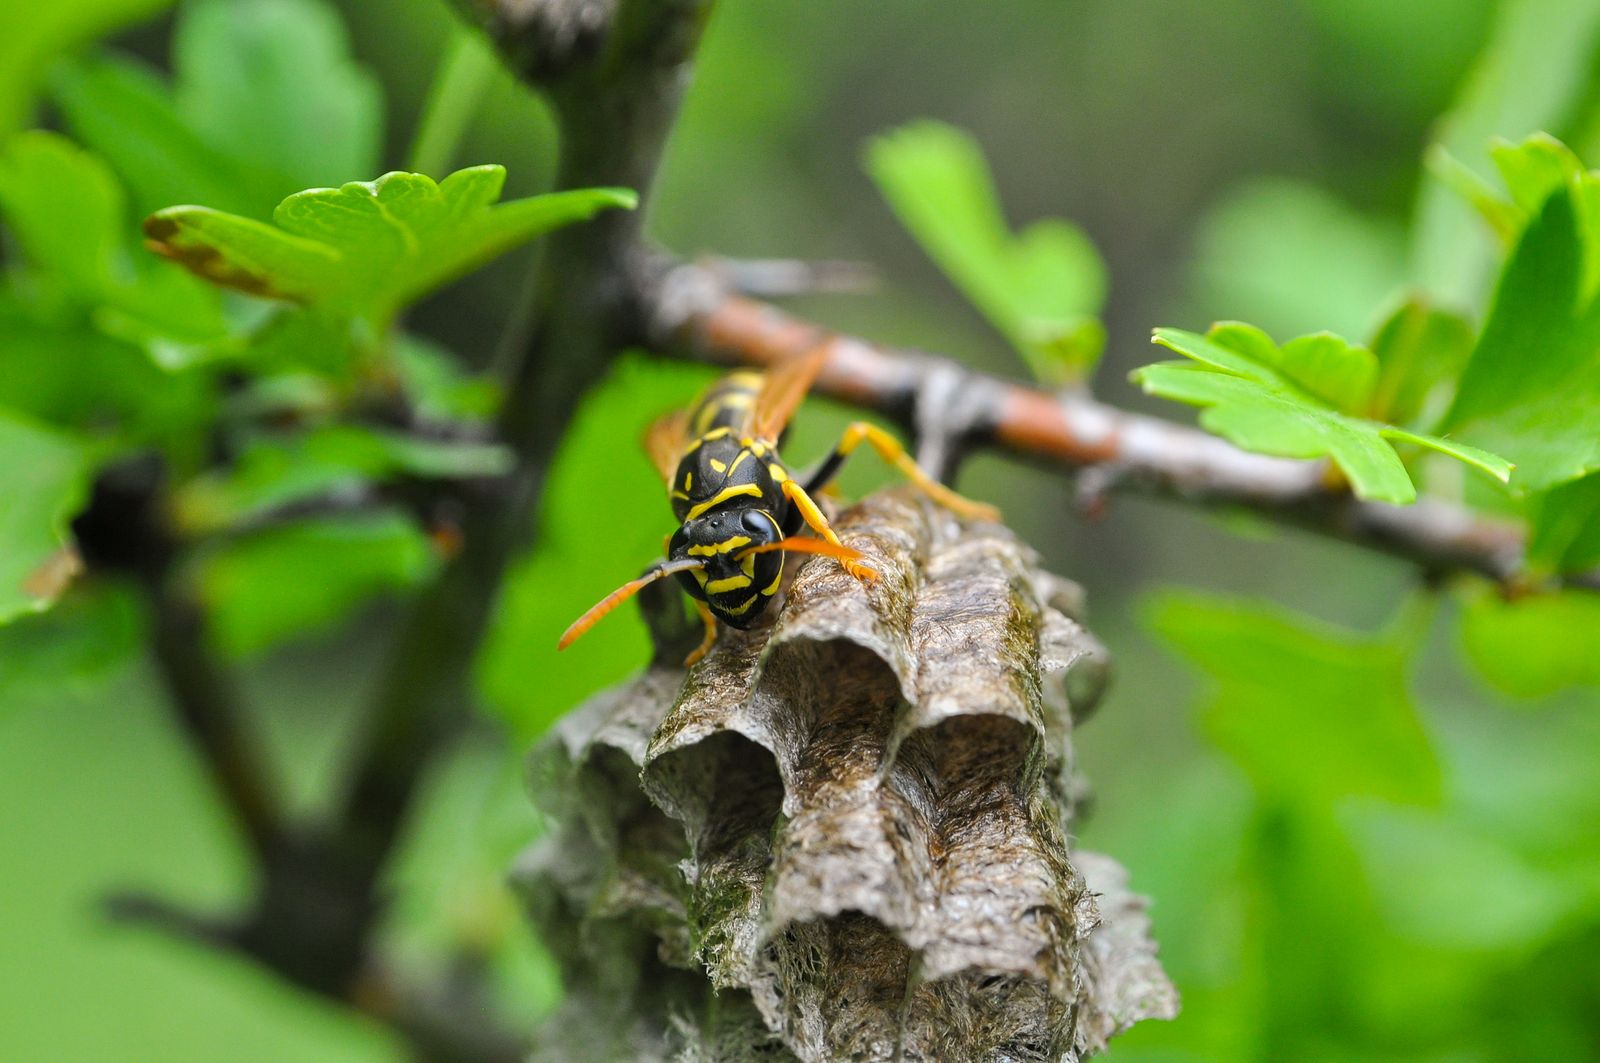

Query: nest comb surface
[[518, 489, 1177, 1061]]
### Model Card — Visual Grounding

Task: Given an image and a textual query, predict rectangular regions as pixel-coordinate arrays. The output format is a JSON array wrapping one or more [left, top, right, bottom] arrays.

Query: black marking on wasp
[[558, 353, 998, 665]]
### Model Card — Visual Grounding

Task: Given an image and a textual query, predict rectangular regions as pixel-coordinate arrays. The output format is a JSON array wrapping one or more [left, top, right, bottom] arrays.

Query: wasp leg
[[781, 479, 878, 582], [685, 598, 718, 667], [805, 422, 999, 521]]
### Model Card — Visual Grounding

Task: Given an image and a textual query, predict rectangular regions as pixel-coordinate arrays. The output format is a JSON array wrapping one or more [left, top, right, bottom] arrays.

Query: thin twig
[[639, 259, 1596, 592], [147, 578, 287, 861]]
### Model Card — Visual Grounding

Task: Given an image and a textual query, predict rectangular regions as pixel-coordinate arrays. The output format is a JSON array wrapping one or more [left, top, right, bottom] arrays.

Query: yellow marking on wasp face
[[690, 568, 708, 586], [705, 573, 752, 594], [683, 471, 693, 491], [709, 458, 727, 474], [723, 594, 759, 615], [740, 552, 756, 578], [687, 536, 751, 556], [727, 450, 751, 477], [761, 564, 783, 595], [768, 463, 787, 482], [686, 483, 763, 520]]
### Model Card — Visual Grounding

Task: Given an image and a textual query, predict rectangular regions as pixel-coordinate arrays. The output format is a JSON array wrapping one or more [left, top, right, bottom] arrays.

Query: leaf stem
[[407, 26, 497, 177]]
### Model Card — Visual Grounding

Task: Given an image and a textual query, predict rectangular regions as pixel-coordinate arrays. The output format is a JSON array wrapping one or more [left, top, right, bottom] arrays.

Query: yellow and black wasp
[[558, 351, 998, 664]]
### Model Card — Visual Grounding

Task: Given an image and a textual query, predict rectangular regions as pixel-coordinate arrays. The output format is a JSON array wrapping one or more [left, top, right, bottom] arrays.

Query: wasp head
[[668, 508, 785, 629]]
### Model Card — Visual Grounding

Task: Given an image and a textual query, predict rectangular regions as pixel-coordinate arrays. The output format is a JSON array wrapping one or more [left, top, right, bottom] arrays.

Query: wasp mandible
[[558, 351, 998, 664]]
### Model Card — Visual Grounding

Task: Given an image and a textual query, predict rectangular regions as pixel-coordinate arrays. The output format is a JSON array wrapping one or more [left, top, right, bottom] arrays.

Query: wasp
[[558, 351, 998, 665]]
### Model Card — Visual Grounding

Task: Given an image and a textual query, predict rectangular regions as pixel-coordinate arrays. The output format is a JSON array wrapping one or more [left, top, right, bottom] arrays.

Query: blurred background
[[4, 0, 1599, 1060]]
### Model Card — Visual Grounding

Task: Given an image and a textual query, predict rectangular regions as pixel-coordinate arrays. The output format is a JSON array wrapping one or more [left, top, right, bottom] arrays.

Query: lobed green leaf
[[1137, 326, 1513, 504], [1444, 183, 1600, 491], [145, 167, 636, 327]]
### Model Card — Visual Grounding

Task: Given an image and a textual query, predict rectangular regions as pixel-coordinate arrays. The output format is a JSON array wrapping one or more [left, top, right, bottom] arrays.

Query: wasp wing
[[746, 347, 828, 443], [643, 408, 691, 484]]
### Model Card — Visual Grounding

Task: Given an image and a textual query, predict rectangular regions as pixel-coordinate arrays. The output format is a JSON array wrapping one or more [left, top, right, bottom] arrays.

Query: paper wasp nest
[[517, 489, 1178, 1061]]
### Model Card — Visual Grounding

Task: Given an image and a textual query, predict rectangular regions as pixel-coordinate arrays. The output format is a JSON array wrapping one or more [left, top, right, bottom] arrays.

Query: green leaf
[[1459, 587, 1600, 697], [50, 0, 381, 221], [392, 332, 501, 424], [48, 55, 270, 220], [1146, 591, 1442, 807], [1276, 332, 1378, 412], [0, 130, 229, 354], [145, 167, 637, 327], [1366, 297, 1474, 427], [1410, 0, 1600, 303], [173, 0, 382, 195], [1443, 133, 1600, 300], [866, 120, 1107, 384], [0, 0, 173, 136], [0, 585, 140, 710], [1425, 145, 1525, 245], [0, 412, 93, 624], [0, 130, 122, 296], [1136, 326, 1514, 504], [199, 511, 437, 658], [0, 299, 214, 448], [175, 424, 512, 533], [1443, 185, 1600, 491], [1527, 473, 1600, 574], [1491, 133, 1586, 214]]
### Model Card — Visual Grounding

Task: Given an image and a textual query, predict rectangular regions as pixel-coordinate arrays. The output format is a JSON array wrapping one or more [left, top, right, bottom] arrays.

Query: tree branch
[[313, 0, 716, 1002], [638, 259, 1596, 592]]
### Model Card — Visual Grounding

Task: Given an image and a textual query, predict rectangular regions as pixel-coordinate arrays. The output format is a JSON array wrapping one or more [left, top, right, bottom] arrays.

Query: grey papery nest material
[[516, 488, 1178, 1062]]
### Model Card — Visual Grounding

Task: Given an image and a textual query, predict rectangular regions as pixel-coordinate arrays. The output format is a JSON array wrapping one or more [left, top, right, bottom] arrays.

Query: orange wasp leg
[[684, 599, 719, 667], [780, 479, 878, 582], [830, 422, 999, 521]]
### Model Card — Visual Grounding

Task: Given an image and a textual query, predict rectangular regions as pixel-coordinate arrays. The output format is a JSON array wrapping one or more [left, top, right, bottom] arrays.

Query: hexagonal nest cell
[[518, 489, 1177, 1061]]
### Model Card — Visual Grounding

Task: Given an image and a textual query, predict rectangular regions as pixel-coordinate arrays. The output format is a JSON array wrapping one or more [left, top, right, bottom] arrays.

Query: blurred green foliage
[[867, 120, 1108, 384], [1137, 324, 1510, 504], [0, 411, 92, 620], [0, 0, 1598, 1060]]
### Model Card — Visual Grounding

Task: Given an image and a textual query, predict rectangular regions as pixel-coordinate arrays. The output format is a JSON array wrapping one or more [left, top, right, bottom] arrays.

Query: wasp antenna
[[557, 558, 705, 651]]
